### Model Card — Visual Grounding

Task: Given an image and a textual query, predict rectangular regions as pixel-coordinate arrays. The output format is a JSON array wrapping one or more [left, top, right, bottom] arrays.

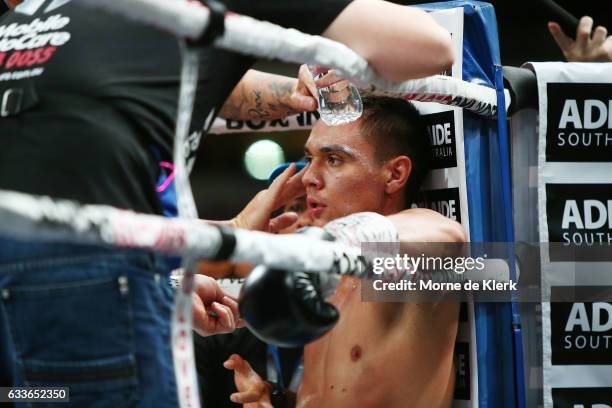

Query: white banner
[[526, 61, 612, 408], [414, 8, 477, 408], [209, 111, 319, 134]]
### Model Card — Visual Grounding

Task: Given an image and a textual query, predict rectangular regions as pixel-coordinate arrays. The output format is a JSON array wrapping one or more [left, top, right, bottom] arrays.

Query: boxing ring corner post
[[496, 64, 526, 408]]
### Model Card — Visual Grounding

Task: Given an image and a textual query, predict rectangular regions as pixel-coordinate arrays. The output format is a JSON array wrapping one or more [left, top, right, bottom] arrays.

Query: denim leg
[[0, 238, 178, 408], [0, 287, 18, 388], [127, 261, 177, 407]]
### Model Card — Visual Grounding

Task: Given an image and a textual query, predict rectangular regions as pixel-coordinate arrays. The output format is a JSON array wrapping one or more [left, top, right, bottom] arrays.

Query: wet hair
[[358, 94, 432, 201]]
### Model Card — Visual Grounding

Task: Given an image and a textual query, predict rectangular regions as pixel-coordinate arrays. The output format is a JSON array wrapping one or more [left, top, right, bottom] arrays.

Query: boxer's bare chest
[[299, 277, 403, 407]]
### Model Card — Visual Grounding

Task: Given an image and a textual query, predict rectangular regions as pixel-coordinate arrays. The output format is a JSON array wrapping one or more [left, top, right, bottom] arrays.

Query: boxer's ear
[[383, 155, 411, 195]]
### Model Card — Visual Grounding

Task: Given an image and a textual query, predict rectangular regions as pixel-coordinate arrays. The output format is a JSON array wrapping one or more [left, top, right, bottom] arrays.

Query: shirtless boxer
[[225, 95, 466, 408]]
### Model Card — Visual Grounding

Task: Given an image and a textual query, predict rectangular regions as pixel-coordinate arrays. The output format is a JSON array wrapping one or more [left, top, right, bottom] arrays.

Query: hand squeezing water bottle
[[308, 65, 363, 126]]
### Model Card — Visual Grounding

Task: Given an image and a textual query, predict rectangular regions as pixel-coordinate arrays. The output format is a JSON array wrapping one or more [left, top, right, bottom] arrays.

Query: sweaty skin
[[298, 278, 458, 408], [297, 120, 461, 408], [225, 115, 464, 407]]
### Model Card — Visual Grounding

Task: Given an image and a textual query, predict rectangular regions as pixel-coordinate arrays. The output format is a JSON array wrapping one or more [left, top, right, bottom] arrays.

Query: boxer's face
[[303, 120, 386, 227]]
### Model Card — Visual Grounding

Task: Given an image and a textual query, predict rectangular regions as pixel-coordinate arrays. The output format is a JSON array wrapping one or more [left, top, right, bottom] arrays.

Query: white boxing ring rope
[[73, 0, 511, 117], [2, 1, 514, 406], [0, 188, 368, 407], [0, 188, 504, 283], [0, 189, 369, 277]]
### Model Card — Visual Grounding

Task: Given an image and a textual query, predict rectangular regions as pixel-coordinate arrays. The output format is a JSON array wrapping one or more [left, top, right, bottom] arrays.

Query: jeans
[[0, 237, 178, 407]]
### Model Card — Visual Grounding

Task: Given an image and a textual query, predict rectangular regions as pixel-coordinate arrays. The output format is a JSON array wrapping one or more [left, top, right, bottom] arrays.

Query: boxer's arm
[[323, 0, 455, 81], [324, 209, 466, 249], [219, 69, 317, 120], [324, 209, 466, 313], [334, 210, 464, 340], [386, 210, 465, 321], [387, 208, 467, 244]]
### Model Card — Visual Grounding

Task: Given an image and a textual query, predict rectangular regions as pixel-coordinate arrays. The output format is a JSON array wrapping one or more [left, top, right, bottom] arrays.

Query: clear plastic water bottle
[[311, 66, 363, 126]]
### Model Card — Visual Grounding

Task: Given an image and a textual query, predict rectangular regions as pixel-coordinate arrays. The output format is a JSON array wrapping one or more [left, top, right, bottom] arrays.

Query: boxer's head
[[303, 95, 430, 226]]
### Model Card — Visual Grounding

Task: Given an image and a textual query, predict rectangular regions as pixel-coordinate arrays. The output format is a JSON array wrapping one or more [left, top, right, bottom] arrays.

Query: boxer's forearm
[[219, 70, 301, 120]]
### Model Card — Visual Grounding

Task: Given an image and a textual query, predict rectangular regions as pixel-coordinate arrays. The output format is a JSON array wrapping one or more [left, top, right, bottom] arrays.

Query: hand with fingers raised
[[232, 163, 306, 233], [224, 354, 273, 408], [289, 64, 320, 112], [549, 16, 612, 62]]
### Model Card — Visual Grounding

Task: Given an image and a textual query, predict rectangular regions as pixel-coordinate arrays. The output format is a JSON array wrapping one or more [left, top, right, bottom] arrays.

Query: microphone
[[535, 0, 580, 36]]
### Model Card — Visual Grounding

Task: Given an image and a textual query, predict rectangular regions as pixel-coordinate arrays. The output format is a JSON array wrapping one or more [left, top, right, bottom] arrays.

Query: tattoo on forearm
[[245, 80, 296, 120], [220, 72, 300, 120], [247, 90, 270, 119], [219, 81, 248, 119], [265, 80, 295, 113]]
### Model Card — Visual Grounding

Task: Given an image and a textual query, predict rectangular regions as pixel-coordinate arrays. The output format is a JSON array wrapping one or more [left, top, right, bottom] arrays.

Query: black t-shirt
[[0, 0, 349, 214]]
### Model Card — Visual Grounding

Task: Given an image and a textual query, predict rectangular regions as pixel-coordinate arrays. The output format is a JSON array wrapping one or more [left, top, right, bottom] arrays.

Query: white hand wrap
[[323, 212, 403, 281]]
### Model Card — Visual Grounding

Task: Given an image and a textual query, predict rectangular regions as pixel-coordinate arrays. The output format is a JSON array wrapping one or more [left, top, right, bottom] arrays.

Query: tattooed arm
[[219, 67, 318, 120]]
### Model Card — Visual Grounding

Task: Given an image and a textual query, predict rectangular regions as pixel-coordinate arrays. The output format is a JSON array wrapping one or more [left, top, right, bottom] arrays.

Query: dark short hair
[[358, 94, 431, 201]]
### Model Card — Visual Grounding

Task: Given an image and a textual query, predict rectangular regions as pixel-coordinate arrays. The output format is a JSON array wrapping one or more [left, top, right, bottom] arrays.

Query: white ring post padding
[[73, 0, 510, 116]]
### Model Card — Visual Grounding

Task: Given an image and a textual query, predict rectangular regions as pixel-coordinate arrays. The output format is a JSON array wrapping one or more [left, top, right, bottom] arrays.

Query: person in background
[[549, 16, 612, 62]]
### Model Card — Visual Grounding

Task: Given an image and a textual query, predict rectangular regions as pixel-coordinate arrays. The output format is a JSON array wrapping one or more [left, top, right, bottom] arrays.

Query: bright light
[[244, 139, 285, 180]]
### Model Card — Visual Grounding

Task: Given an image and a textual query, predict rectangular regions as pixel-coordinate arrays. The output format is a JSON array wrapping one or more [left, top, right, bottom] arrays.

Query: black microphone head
[[534, 0, 580, 36]]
